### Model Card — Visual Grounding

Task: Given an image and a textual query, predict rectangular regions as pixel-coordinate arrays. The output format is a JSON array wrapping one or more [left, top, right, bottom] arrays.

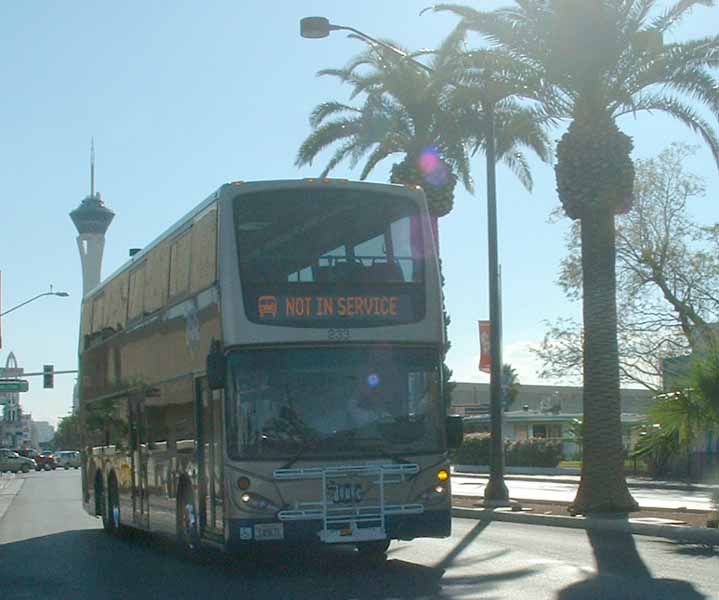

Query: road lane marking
[[0, 477, 25, 525]]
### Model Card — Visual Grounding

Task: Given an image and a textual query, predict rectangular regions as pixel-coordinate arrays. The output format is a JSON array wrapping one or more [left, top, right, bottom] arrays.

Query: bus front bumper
[[226, 509, 451, 550]]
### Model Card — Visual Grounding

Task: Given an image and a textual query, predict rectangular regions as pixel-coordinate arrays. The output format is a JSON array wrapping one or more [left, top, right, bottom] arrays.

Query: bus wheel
[[357, 540, 390, 564], [177, 486, 201, 558], [107, 474, 122, 536], [98, 477, 113, 533]]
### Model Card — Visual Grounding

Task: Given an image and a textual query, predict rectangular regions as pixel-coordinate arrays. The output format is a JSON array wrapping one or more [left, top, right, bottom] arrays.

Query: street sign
[[0, 379, 29, 393]]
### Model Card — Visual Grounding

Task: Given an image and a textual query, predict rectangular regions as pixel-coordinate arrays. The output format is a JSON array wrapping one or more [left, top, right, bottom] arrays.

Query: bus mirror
[[446, 415, 464, 450], [207, 341, 227, 390]]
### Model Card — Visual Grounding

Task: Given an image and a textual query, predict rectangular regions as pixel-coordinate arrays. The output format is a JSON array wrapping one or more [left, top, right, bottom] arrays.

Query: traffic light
[[43, 364, 54, 389]]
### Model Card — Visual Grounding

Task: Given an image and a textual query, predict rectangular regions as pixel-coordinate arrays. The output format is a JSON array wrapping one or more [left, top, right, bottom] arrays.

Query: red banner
[[478, 320, 491, 373]]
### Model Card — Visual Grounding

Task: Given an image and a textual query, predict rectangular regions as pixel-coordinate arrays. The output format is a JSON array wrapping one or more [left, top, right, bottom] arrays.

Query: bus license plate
[[254, 523, 284, 541]]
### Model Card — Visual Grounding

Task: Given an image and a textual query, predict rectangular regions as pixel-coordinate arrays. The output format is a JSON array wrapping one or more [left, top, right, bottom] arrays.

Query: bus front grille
[[273, 463, 423, 543]]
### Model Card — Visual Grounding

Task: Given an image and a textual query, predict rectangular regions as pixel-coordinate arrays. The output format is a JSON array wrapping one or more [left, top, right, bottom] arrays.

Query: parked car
[[35, 451, 57, 471], [0, 448, 36, 473], [16, 448, 43, 471], [54, 451, 80, 469]]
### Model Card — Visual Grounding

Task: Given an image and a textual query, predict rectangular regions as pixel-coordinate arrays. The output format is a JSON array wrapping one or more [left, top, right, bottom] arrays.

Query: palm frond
[[650, 0, 716, 33], [359, 140, 402, 180], [295, 118, 361, 167], [309, 102, 361, 128], [501, 150, 533, 191], [660, 36, 719, 70], [319, 142, 358, 178], [622, 94, 719, 168]]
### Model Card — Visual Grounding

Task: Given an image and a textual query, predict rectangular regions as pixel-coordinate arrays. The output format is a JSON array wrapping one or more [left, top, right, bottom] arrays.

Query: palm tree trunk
[[571, 207, 639, 515]]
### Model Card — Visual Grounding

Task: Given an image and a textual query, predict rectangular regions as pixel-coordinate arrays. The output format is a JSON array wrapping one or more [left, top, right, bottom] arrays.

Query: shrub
[[454, 433, 492, 465], [454, 433, 563, 468], [709, 490, 719, 529], [506, 438, 563, 468]]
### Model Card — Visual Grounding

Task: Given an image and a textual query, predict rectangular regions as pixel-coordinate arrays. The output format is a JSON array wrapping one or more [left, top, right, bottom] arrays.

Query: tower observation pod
[[69, 141, 114, 296]]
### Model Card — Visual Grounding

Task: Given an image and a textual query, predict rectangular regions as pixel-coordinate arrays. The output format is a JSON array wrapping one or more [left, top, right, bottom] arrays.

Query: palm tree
[[438, 0, 719, 514], [295, 35, 470, 221], [296, 36, 551, 221], [501, 363, 521, 411]]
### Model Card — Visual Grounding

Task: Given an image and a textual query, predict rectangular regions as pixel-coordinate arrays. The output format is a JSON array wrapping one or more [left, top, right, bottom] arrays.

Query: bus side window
[[128, 263, 146, 321], [191, 208, 217, 293], [169, 229, 192, 300]]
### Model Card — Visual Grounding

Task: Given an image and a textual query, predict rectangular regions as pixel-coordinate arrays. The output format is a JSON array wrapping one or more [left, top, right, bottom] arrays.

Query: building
[[33, 421, 55, 445], [69, 141, 114, 296], [0, 352, 24, 447], [451, 382, 655, 458]]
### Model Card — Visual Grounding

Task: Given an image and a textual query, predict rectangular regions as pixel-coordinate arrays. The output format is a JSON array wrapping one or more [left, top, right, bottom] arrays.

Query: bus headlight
[[239, 492, 280, 513], [416, 484, 447, 505]]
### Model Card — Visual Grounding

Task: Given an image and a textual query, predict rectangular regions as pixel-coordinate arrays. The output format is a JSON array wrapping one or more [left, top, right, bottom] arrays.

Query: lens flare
[[418, 146, 449, 187], [367, 373, 380, 388]]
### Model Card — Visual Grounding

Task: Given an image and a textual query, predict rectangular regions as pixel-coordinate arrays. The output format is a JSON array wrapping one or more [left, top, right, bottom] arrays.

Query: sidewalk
[[0, 473, 14, 492], [452, 465, 719, 493], [451, 469, 715, 511]]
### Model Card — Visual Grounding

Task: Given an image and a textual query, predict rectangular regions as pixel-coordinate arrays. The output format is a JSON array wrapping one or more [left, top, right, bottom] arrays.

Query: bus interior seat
[[331, 260, 366, 282], [314, 265, 332, 282], [367, 260, 405, 282]]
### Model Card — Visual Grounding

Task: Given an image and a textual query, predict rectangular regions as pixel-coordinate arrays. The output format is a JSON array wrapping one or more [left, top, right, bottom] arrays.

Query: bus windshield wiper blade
[[365, 445, 412, 465], [279, 437, 323, 470], [341, 433, 413, 465]]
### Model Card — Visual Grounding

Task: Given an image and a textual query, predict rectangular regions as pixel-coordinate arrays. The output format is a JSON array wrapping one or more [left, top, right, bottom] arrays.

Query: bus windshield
[[226, 347, 443, 459], [234, 188, 427, 326]]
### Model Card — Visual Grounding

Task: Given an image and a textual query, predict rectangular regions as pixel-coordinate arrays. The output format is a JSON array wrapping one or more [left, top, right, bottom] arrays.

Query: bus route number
[[328, 328, 350, 341]]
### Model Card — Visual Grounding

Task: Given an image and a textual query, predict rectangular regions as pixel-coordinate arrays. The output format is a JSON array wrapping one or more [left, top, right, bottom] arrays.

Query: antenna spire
[[90, 137, 95, 197]]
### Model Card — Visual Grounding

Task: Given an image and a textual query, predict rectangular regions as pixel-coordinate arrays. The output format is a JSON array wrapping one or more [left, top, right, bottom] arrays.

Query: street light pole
[[481, 103, 509, 502], [1, 289, 70, 317], [300, 17, 509, 500]]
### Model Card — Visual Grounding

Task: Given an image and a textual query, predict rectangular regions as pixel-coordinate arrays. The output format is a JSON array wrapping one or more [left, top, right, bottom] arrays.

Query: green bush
[[454, 433, 563, 468], [461, 419, 489, 434], [454, 433, 492, 464]]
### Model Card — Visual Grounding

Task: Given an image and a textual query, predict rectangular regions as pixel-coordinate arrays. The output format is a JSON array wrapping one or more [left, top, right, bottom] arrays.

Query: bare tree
[[535, 144, 719, 392]]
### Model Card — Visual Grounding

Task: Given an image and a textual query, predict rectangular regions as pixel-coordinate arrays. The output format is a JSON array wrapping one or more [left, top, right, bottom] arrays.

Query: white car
[[0, 448, 36, 473], [54, 451, 81, 469]]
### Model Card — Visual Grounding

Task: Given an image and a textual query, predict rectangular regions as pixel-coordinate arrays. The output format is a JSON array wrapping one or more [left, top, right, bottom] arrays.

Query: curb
[[452, 468, 719, 493], [451, 494, 709, 515], [452, 506, 719, 545]]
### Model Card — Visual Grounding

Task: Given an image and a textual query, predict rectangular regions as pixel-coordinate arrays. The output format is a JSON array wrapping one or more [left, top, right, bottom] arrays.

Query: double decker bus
[[79, 179, 462, 558]]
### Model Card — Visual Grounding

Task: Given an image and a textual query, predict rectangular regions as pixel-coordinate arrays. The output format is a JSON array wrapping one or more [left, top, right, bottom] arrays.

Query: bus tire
[[357, 539, 390, 564], [107, 473, 123, 536], [176, 482, 201, 559], [96, 472, 112, 533]]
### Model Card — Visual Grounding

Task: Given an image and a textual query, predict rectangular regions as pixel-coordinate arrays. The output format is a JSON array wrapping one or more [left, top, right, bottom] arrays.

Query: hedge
[[454, 433, 563, 468]]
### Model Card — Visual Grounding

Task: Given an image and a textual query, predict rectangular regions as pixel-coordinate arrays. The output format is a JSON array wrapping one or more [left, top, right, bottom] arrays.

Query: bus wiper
[[279, 436, 323, 471], [341, 432, 413, 465], [364, 445, 412, 466]]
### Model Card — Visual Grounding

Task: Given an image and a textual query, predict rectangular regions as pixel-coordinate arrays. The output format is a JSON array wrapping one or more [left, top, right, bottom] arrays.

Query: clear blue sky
[[1, 1, 717, 426]]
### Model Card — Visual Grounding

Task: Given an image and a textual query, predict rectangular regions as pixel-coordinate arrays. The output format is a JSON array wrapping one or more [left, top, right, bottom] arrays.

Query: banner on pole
[[478, 320, 491, 373]]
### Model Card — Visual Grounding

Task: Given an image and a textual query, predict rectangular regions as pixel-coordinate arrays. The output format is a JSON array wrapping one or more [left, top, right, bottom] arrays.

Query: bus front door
[[194, 377, 224, 538]]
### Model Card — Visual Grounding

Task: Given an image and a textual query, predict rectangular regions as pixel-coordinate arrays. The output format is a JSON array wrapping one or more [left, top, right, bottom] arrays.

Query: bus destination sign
[[254, 293, 414, 323]]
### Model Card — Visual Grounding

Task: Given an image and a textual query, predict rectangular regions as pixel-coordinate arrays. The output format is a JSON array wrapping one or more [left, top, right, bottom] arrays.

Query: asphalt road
[[1, 470, 717, 600], [452, 474, 714, 511]]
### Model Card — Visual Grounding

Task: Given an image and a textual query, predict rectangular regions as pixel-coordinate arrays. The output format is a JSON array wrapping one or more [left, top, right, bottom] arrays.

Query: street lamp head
[[55, 292, 70, 297], [300, 16, 332, 39]]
